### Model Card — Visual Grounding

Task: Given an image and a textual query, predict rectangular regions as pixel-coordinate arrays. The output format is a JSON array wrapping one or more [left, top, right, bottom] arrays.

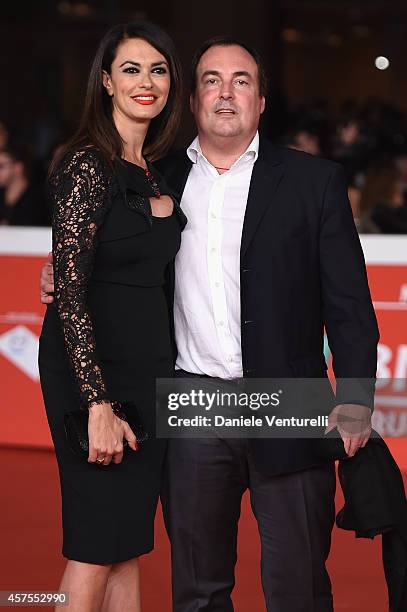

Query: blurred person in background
[[331, 114, 370, 185], [283, 100, 333, 156], [283, 126, 321, 156], [0, 145, 50, 226], [359, 159, 407, 234], [347, 178, 381, 234], [334, 115, 361, 151]]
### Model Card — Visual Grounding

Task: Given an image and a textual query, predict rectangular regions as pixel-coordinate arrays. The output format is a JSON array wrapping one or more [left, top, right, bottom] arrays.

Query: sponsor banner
[[0, 255, 50, 447], [0, 230, 406, 465]]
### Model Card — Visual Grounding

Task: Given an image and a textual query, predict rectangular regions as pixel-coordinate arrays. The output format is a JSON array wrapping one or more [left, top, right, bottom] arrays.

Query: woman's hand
[[87, 401, 138, 465]]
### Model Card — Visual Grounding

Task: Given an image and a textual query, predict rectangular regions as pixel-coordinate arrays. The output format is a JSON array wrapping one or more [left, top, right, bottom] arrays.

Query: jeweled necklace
[[145, 168, 161, 199]]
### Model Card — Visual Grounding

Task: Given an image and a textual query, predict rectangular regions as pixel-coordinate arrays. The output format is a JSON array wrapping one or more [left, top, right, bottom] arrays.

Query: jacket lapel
[[166, 151, 193, 200], [240, 139, 284, 258]]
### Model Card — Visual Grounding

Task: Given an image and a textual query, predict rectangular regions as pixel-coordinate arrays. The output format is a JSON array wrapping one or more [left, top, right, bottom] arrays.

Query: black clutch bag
[[64, 401, 149, 459]]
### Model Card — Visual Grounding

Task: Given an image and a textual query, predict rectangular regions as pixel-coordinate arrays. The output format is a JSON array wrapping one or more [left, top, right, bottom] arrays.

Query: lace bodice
[[49, 149, 114, 409]]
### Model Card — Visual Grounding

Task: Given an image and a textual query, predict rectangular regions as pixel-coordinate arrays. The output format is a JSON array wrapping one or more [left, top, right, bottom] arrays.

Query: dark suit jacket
[[155, 136, 380, 475]]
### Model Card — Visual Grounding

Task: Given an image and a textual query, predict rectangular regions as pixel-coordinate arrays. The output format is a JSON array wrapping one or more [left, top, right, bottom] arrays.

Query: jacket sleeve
[[49, 149, 112, 409], [319, 163, 380, 409]]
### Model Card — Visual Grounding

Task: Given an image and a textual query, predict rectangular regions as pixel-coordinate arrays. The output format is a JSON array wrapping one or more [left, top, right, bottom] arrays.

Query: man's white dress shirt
[[174, 132, 259, 378]]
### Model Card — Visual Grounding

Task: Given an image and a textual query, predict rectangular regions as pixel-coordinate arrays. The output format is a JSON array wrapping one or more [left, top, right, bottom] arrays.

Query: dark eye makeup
[[122, 66, 168, 75]]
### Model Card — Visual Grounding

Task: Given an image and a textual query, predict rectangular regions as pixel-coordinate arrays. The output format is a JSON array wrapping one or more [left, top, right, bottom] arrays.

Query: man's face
[[190, 44, 265, 142]]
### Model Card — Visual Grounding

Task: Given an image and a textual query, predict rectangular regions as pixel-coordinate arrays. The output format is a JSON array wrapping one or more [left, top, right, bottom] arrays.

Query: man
[[41, 37, 379, 612]]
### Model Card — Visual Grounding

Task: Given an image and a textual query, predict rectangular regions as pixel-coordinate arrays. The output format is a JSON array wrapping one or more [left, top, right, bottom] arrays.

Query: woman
[[39, 22, 185, 611]]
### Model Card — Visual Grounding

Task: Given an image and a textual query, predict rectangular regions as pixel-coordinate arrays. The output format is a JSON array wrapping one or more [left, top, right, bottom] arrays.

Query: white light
[[375, 56, 390, 70]]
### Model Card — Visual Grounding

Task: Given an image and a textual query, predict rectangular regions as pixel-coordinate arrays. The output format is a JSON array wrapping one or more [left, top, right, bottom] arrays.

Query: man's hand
[[40, 252, 55, 304], [325, 403, 372, 457]]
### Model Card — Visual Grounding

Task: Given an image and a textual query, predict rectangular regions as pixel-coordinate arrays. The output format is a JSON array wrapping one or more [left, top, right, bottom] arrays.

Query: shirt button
[[215, 281, 220, 287], [211, 212, 217, 219], [218, 320, 224, 326], [211, 247, 216, 254]]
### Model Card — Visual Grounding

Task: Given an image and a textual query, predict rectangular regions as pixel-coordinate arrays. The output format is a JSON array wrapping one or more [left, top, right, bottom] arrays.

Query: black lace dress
[[39, 149, 186, 564]]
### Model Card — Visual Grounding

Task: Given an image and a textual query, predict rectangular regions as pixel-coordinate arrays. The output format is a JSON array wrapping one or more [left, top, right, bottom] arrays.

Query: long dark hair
[[50, 22, 183, 173]]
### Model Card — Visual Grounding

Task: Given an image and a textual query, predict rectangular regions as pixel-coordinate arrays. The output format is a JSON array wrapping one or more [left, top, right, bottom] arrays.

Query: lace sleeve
[[49, 149, 112, 409]]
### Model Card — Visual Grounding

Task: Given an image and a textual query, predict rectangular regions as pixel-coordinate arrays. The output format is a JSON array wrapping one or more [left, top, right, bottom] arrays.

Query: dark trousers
[[161, 376, 336, 612]]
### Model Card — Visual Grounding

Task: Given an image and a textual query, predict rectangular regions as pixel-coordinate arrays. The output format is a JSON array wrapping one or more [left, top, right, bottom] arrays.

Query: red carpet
[[0, 447, 399, 611]]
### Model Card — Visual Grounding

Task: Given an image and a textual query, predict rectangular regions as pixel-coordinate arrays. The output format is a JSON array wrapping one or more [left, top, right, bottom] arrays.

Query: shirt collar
[[187, 131, 259, 167]]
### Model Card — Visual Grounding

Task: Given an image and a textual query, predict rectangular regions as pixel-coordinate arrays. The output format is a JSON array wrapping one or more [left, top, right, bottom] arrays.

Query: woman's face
[[103, 37, 171, 124]]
